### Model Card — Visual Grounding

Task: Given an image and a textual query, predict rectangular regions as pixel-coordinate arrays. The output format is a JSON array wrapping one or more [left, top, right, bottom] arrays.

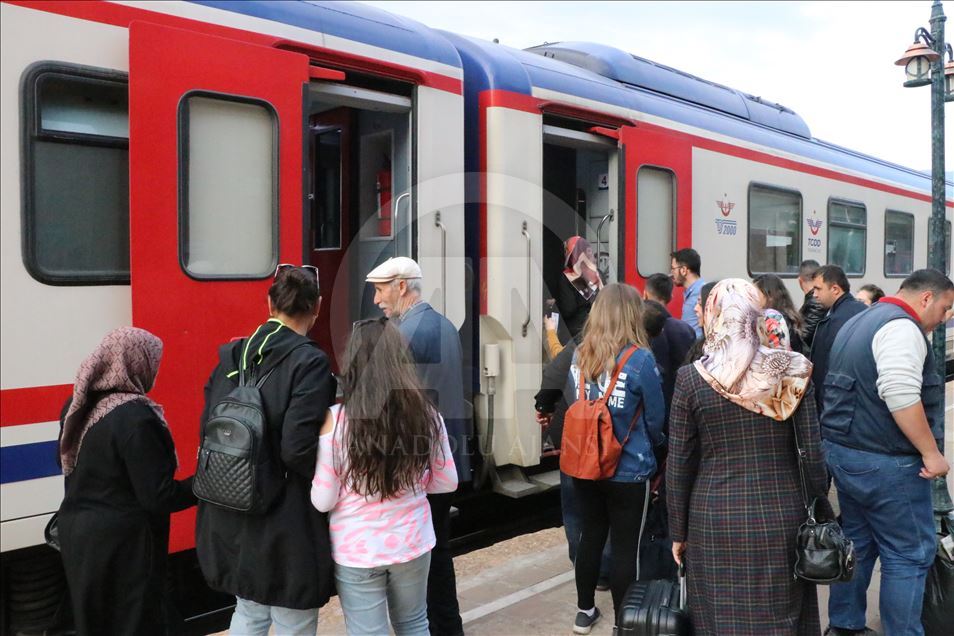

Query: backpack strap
[[620, 402, 645, 446], [597, 345, 638, 406], [242, 341, 314, 389]]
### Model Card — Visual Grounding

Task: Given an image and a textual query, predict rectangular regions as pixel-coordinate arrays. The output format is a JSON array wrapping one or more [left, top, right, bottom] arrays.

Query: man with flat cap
[[366, 256, 469, 636]]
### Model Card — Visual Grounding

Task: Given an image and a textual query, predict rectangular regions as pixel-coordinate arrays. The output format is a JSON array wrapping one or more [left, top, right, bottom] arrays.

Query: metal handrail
[[434, 210, 447, 315], [595, 209, 615, 278], [521, 220, 531, 337], [393, 192, 411, 256]]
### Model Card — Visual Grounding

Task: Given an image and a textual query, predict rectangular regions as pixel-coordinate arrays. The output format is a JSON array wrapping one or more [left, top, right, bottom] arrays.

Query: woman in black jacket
[[195, 265, 337, 635], [57, 326, 195, 636], [554, 236, 603, 340]]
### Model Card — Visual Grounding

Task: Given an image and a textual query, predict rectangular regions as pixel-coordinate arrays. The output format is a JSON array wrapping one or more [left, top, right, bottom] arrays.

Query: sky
[[363, 0, 952, 176]]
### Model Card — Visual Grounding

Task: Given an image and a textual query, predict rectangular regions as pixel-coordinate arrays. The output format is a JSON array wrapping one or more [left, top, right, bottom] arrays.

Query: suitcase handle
[[678, 562, 686, 610]]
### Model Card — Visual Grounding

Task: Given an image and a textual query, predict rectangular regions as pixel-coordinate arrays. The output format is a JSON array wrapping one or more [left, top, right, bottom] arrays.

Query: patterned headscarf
[[563, 236, 603, 298], [60, 327, 167, 476], [694, 279, 812, 421]]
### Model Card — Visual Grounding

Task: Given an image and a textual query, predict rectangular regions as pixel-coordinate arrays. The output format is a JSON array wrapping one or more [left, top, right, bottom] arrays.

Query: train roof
[[441, 31, 952, 200], [190, 0, 462, 69]]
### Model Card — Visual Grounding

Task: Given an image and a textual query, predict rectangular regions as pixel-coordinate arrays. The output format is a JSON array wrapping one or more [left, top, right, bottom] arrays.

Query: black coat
[[809, 294, 866, 413], [799, 290, 826, 348], [195, 320, 337, 609], [554, 275, 596, 340], [534, 338, 579, 449], [58, 400, 195, 636], [649, 311, 697, 421]]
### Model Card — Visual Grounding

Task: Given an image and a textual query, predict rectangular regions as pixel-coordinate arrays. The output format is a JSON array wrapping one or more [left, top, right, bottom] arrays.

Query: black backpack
[[193, 342, 306, 514]]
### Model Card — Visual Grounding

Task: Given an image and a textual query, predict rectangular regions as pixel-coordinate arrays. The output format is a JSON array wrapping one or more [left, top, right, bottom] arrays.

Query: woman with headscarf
[[666, 279, 828, 635], [56, 327, 195, 636], [554, 236, 604, 340]]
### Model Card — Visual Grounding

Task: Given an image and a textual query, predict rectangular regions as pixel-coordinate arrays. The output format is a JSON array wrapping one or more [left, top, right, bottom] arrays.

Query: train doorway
[[541, 125, 620, 340], [305, 82, 413, 369]]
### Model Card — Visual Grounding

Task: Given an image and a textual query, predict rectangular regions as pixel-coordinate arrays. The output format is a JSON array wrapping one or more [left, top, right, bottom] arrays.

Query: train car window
[[884, 210, 915, 277], [179, 93, 278, 279], [636, 166, 676, 277], [314, 129, 341, 250], [827, 199, 866, 276], [22, 63, 129, 285], [747, 183, 802, 276]]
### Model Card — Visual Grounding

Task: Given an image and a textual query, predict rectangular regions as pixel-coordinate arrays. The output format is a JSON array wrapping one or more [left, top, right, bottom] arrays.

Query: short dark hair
[[858, 284, 885, 303], [799, 259, 820, 281], [699, 281, 718, 311], [269, 267, 320, 317], [645, 273, 674, 304], [642, 300, 668, 338], [671, 248, 701, 276], [812, 265, 850, 293], [899, 269, 954, 296]]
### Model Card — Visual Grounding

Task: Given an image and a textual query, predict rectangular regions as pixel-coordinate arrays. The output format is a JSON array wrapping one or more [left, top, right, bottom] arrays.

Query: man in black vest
[[820, 269, 953, 636], [809, 265, 866, 414]]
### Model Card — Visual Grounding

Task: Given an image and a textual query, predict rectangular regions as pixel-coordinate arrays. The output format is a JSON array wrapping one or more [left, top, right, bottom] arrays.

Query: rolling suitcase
[[616, 564, 692, 636]]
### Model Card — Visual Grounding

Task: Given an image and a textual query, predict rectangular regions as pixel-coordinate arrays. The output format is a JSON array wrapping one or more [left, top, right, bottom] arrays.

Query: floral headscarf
[[60, 327, 168, 476], [694, 279, 812, 421], [563, 236, 603, 299]]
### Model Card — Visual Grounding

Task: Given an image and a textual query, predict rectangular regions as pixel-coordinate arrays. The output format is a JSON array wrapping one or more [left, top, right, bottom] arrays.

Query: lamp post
[[895, 0, 953, 517]]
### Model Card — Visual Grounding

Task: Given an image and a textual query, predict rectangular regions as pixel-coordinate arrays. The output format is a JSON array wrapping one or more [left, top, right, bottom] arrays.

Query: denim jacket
[[564, 346, 667, 482]]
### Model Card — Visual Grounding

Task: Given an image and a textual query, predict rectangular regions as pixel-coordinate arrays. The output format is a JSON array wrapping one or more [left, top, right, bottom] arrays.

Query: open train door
[[619, 124, 692, 313], [128, 22, 310, 551]]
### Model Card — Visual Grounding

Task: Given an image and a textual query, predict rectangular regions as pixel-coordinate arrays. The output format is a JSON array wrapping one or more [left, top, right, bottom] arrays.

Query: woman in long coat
[[57, 327, 195, 636], [195, 266, 337, 634], [667, 279, 828, 636]]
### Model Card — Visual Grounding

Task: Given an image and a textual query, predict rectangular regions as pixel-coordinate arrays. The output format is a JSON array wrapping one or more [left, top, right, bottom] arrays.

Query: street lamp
[[895, 0, 952, 519]]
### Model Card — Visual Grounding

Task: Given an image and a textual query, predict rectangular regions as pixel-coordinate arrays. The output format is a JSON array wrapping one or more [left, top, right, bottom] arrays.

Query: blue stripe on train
[[0, 441, 61, 484]]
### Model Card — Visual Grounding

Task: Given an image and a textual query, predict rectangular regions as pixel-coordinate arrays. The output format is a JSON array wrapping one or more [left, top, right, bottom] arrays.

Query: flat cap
[[365, 256, 423, 283]]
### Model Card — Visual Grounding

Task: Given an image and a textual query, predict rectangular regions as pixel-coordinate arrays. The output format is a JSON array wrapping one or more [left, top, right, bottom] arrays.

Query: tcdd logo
[[807, 211, 823, 248]]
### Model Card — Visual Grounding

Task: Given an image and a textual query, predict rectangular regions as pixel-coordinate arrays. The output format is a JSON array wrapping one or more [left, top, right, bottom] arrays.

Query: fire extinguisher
[[376, 163, 392, 237]]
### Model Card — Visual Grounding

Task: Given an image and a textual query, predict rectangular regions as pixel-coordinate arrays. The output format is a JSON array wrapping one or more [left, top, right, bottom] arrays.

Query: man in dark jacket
[[809, 265, 866, 414], [798, 259, 826, 348], [643, 275, 696, 420], [366, 256, 468, 636]]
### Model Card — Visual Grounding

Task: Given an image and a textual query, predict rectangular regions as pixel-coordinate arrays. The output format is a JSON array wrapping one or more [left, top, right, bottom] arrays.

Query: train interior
[[541, 124, 619, 345], [305, 79, 413, 369]]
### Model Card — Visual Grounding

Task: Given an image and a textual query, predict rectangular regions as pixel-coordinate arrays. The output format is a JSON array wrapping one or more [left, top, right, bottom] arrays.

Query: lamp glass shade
[[904, 56, 932, 85], [946, 62, 954, 101]]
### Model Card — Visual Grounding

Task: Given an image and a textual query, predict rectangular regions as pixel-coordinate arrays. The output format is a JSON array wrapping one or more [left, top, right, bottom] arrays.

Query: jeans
[[824, 441, 937, 636], [229, 598, 318, 636], [572, 478, 650, 617], [561, 471, 611, 580], [426, 492, 463, 636], [335, 552, 432, 636]]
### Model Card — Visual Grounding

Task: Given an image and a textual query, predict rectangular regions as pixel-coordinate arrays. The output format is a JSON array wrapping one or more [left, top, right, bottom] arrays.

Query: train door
[[619, 125, 691, 313], [305, 83, 414, 363], [128, 22, 310, 551], [541, 124, 620, 337]]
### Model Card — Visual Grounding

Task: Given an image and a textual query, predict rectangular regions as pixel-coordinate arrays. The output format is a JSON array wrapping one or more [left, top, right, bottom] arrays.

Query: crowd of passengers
[[52, 237, 953, 636]]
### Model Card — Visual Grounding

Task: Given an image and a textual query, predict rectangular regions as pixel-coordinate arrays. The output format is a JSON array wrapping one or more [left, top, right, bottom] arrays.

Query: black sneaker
[[573, 607, 602, 634], [824, 627, 879, 636]]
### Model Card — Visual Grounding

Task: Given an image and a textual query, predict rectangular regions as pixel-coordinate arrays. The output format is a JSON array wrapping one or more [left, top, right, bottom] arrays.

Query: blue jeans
[[824, 441, 937, 636], [561, 471, 611, 580], [229, 598, 318, 635], [335, 552, 431, 636]]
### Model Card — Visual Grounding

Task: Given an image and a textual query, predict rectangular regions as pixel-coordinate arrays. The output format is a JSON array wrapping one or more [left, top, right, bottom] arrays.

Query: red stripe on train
[[0, 384, 72, 427]]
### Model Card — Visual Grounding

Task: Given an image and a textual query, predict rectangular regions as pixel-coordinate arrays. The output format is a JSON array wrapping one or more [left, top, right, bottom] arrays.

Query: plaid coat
[[666, 365, 828, 636]]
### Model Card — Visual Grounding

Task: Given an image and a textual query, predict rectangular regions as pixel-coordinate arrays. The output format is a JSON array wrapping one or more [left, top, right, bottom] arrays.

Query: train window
[[179, 93, 278, 279], [827, 199, 866, 276], [314, 129, 342, 250], [884, 210, 915, 277], [22, 63, 130, 285], [636, 166, 676, 277], [747, 183, 802, 275]]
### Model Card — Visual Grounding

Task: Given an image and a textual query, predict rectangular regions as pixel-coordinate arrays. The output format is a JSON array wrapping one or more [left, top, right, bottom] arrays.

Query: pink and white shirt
[[311, 404, 458, 568]]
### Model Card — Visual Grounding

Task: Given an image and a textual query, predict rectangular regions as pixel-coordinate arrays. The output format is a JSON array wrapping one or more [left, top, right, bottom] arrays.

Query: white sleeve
[[872, 320, 927, 412]]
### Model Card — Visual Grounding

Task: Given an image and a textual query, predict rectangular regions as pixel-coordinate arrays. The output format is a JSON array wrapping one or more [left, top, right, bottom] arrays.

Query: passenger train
[[1, 0, 951, 630]]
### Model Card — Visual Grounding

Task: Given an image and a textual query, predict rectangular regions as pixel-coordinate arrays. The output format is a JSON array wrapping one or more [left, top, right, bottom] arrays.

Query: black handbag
[[791, 418, 855, 584]]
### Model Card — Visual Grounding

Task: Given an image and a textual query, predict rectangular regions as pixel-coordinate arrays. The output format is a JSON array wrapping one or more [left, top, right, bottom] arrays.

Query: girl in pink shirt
[[311, 318, 457, 635]]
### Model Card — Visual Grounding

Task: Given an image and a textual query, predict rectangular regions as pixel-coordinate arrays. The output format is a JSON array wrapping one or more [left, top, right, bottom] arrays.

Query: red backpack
[[560, 346, 642, 480]]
